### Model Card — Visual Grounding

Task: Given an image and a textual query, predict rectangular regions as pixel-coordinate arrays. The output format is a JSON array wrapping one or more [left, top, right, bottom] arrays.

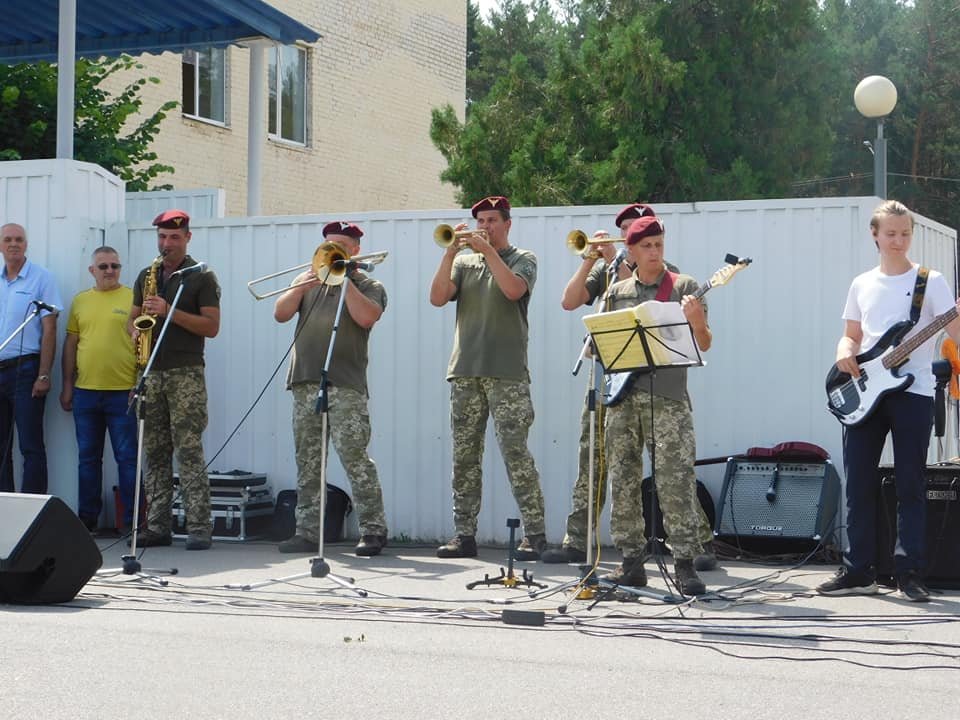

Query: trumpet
[[434, 224, 487, 250], [247, 242, 389, 300], [566, 229, 620, 258]]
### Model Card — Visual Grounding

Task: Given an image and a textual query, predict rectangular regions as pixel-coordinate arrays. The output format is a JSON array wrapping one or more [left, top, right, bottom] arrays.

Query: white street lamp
[[854, 76, 898, 199]]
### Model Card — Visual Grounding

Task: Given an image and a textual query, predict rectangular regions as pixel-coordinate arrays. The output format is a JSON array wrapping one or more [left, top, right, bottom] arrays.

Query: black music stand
[[581, 301, 703, 602]]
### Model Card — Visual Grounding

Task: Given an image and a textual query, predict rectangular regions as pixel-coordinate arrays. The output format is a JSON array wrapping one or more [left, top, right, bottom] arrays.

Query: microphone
[[332, 259, 376, 272], [32, 300, 59, 314], [609, 247, 628, 274], [171, 262, 207, 277]]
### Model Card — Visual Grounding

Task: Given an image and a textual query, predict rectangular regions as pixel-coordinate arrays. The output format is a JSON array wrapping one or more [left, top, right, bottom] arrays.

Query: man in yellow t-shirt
[[60, 246, 138, 532]]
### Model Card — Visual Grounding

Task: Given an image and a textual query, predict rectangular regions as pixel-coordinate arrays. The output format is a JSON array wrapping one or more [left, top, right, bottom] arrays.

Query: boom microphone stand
[[97, 266, 208, 583], [226, 266, 368, 597]]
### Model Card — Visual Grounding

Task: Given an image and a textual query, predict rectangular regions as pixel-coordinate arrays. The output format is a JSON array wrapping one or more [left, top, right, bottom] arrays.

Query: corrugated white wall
[[116, 196, 957, 542], [0, 160, 127, 509], [125, 189, 226, 225]]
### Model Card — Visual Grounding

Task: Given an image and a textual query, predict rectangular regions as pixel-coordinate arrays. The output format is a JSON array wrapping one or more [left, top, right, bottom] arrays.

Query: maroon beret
[[625, 216, 666, 245], [322, 221, 364, 240], [152, 209, 190, 229], [470, 196, 511, 218], [615, 203, 656, 228]]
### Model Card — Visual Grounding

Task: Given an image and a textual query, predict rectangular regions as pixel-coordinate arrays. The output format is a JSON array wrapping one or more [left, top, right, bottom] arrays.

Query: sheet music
[[582, 300, 703, 372]]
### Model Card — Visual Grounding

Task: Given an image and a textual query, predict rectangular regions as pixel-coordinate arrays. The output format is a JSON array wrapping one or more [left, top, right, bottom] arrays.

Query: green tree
[[435, 0, 836, 207], [0, 56, 176, 191]]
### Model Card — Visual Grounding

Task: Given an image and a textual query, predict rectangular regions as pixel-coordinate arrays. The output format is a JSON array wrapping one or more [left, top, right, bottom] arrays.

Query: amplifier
[[715, 458, 841, 550], [877, 464, 960, 588]]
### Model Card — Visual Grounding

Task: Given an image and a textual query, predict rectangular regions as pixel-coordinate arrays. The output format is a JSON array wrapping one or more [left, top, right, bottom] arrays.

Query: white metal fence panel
[[116, 196, 956, 543], [0, 160, 126, 509], [125, 188, 226, 226]]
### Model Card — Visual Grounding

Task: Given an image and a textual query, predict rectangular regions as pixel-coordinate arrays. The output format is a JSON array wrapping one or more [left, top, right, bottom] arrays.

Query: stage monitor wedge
[[0, 493, 103, 604]]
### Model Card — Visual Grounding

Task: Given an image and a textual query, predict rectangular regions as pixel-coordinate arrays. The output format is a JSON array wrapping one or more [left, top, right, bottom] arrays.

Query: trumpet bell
[[566, 229, 617, 257], [434, 224, 487, 249], [312, 241, 350, 287]]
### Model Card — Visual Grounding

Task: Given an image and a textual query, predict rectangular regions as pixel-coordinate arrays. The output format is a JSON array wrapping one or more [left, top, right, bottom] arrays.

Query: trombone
[[247, 242, 389, 300], [566, 229, 620, 258], [434, 224, 487, 250]]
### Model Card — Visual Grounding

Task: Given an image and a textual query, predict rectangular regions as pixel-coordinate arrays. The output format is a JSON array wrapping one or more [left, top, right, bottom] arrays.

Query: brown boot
[[514, 533, 547, 561], [437, 535, 478, 558], [603, 555, 647, 587], [675, 559, 707, 596]]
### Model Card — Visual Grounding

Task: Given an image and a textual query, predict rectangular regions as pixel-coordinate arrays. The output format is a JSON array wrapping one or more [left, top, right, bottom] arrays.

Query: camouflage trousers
[[450, 377, 544, 537], [292, 383, 386, 540], [561, 380, 609, 550], [142, 366, 211, 537], [604, 388, 705, 560]]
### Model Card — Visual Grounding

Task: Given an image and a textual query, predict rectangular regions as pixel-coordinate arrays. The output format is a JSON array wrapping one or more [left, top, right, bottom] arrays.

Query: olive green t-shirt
[[133, 254, 221, 371], [446, 245, 537, 382], [605, 267, 706, 402], [285, 272, 387, 396]]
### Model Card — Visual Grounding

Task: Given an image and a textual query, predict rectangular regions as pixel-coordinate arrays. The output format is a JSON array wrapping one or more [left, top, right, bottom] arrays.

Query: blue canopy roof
[[0, 0, 320, 63]]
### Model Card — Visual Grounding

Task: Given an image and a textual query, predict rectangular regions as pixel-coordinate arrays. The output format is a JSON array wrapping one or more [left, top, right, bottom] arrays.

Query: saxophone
[[133, 255, 163, 369]]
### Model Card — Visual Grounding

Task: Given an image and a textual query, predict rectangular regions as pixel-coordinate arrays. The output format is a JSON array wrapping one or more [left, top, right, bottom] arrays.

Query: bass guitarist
[[818, 200, 960, 602]]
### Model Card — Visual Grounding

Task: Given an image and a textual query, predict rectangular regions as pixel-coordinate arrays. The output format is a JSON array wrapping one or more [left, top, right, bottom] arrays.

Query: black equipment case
[[172, 472, 273, 541]]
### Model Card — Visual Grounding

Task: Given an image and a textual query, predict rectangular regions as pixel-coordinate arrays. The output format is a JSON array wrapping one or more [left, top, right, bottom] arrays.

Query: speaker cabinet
[[0, 493, 103, 604], [876, 465, 960, 589], [715, 459, 841, 550]]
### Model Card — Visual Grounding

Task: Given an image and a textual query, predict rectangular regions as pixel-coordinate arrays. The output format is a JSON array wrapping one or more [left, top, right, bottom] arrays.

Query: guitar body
[[825, 320, 915, 426], [603, 371, 637, 407]]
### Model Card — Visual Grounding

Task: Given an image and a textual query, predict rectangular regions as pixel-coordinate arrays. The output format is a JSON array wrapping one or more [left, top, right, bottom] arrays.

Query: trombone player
[[274, 221, 389, 557], [430, 196, 547, 560]]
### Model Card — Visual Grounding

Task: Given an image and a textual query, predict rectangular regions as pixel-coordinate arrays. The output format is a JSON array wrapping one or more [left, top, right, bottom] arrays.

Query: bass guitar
[[825, 305, 958, 426], [603, 254, 752, 406]]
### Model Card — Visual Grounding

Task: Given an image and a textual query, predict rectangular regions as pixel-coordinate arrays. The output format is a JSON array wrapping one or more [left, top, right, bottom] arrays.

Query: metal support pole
[[56, 0, 77, 159], [246, 42, 267, 216], [874, 118, 887, 199]]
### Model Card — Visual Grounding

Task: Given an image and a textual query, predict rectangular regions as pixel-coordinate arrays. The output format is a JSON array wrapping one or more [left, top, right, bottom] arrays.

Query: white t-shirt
[[843, 264, 955, 397]]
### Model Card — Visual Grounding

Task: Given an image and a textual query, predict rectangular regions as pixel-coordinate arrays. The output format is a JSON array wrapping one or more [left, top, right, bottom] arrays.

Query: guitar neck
[[884, 306, 959, 368], [693, 280, 713, 301]]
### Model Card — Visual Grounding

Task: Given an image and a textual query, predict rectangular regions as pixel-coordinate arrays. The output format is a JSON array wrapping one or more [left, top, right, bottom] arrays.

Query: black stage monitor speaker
[[715, 458, 841, 551], [0, 493, 103, 604], [876, 465, 960, 589]]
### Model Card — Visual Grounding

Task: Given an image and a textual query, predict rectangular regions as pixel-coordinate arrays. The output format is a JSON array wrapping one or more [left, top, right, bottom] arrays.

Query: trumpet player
[[128, 210, 220, 550], [274, 221, 389, 557], [430, 196, 547, 560]]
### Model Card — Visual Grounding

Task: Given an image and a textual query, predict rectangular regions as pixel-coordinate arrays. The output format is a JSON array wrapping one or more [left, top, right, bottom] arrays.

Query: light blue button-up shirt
[[0, 259, 63, 361]]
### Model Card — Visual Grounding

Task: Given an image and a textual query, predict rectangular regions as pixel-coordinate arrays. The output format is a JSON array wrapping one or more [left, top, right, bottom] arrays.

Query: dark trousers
[[843, 390, 932, 577], [0, 356, 47, 493], [73, 388, 138, 526]]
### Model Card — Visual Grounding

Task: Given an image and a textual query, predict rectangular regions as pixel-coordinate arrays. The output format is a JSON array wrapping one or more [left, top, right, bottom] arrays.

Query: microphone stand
[[96, 277, 194, 584], [226, 269, 367, 596]]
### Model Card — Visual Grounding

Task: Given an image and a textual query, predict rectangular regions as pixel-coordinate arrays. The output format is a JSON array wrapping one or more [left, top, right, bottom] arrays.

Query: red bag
[[744, 441, 829, 462]]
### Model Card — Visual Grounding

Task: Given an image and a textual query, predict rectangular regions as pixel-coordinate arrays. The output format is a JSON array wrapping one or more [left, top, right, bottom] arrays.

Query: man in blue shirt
[[0, 223, 62, 493]]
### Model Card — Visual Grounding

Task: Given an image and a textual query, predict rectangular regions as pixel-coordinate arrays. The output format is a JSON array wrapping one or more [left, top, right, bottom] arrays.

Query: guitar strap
[[655, 270, 679, 302], [910, 266, 929, 324]]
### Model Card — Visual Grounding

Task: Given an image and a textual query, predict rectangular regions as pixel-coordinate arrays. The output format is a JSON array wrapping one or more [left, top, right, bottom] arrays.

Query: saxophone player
[[127, 210, 221, 550]]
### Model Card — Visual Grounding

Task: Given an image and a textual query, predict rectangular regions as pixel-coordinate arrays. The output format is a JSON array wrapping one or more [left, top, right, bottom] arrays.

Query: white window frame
[[182, 47, 228, 126], [268, 44, 309, 146]]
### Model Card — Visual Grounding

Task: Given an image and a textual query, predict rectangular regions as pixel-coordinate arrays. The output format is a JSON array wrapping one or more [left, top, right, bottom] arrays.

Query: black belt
[[0, 354, 39, 371]]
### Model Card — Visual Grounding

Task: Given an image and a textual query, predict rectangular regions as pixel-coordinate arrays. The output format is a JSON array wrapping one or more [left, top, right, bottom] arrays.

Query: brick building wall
[[102, 1, 465, 215]]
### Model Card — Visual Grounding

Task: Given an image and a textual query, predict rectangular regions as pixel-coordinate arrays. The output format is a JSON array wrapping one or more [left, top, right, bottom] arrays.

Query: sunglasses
[[97, 263, 121, 270]]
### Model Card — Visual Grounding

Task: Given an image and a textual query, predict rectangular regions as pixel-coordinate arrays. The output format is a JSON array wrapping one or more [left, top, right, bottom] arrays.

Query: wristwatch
[[37, 374, 50, 382]]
